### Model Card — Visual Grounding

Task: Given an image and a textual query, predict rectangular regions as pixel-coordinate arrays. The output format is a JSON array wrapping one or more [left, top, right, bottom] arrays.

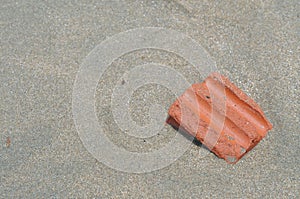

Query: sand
[[1, 0, 299, 198]]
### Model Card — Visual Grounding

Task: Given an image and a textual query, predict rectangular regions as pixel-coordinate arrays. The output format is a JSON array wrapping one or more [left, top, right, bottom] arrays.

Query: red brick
[[167, 72, 273, 163]]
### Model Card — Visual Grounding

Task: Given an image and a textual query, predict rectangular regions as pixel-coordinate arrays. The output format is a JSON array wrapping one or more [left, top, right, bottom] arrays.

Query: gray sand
[[1, 0, 299, 198]]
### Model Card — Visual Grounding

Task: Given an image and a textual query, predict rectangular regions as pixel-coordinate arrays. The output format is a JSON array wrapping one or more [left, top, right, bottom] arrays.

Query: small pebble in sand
[[6, 137, 11, 148]]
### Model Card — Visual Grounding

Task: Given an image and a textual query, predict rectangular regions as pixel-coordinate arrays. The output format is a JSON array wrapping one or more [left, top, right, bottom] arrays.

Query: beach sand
[[1, 0, 299, 198]]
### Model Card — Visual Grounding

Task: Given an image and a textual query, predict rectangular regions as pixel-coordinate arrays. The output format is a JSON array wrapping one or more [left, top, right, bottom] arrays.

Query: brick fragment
[[167, 72, 272, 163]]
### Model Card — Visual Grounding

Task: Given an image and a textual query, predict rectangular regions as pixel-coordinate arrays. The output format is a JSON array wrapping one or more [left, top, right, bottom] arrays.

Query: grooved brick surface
[[167, 72, 273, 163]]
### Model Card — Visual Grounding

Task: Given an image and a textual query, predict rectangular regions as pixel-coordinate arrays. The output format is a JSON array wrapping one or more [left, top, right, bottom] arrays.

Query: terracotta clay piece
[[167, 72, 272, 163]]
